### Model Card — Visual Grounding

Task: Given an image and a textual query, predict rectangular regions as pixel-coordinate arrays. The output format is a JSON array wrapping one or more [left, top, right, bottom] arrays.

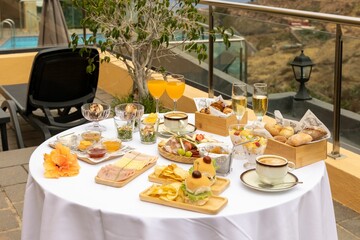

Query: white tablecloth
[[21, 116, 338, 240]]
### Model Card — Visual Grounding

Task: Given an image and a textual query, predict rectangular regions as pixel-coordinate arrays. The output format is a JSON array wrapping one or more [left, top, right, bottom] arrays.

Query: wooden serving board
[[148, 173, 230, 195], [95, 161, 157, 188], [158, 145, 197, 164], [139, 187, 228, 215]]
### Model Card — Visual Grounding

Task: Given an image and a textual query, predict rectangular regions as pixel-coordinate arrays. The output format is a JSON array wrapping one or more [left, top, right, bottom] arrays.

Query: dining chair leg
[[1, 100, 25, 149]]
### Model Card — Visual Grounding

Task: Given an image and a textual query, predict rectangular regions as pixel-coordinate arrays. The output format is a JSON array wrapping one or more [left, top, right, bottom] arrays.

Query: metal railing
[[200, 0, 360, 159], [0, 19, 16, 47]]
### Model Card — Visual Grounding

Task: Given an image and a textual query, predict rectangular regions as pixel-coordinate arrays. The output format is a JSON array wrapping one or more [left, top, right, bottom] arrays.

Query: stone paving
[[0, 88, 359, 240]]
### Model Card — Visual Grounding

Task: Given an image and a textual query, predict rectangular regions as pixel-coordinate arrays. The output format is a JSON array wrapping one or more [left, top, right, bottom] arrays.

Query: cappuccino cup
[[256, 155, 295, 184], [164, 111, 188, 132]]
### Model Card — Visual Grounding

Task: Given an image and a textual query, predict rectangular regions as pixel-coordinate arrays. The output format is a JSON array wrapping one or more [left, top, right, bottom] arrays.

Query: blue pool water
[[0, 34, 105, 50]]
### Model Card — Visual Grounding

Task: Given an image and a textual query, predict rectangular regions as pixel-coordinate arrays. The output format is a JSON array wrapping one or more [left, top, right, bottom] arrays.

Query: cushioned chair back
[[25, 47, 99, 114]]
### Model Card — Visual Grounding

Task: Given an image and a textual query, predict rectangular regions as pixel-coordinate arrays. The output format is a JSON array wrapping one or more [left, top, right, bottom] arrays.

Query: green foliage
[[70, 0, 233, 99]]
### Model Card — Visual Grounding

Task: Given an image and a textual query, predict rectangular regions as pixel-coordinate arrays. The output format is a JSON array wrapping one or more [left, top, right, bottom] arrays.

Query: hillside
[[218, 0, 360, 113]]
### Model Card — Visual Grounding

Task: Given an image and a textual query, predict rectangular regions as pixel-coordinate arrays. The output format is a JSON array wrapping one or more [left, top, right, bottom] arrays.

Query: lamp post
[[290, 50, 314, 100]]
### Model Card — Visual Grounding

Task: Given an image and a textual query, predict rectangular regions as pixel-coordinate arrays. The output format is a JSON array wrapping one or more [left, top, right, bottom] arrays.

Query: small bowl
[[197, 143, 233, 176], [81, 130, 101, 142], [87, 147, 107, 158], [101, 139, 122, 152]]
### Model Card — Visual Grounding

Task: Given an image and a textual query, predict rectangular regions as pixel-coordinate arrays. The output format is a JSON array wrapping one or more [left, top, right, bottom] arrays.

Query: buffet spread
[[42, 101, 330, 215]]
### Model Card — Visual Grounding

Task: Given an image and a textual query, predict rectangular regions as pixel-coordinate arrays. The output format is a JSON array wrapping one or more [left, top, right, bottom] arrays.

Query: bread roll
[[273, 135, 287, 143], [265, 123, 282, 136], [279, 126, 295, 138], [286, 132, 313, 147], [301, 126, 327, 141]]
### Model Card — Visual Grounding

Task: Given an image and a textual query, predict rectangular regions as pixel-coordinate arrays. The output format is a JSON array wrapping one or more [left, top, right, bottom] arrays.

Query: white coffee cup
[[256, 155, 295, 184], [164, 111, 188, 132]]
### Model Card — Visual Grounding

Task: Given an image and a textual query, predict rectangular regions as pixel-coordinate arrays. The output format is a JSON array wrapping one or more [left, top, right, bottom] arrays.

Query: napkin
[[274, 110, 331, 139], [194, 95, 233, 118]]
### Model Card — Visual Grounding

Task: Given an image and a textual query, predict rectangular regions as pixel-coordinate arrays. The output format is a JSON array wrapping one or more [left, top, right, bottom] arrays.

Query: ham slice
[[97, 165, 136, 182]]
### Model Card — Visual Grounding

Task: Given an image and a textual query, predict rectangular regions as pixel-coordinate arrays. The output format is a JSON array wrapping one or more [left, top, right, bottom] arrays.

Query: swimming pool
[[0, 35, 105, 50]]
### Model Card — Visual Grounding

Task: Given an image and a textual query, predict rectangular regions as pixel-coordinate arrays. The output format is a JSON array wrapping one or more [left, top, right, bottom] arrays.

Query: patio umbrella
[[38, 0, 70, 46]]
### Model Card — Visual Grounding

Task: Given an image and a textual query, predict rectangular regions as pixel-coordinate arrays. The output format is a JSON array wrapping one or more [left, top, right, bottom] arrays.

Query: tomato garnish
[[196, 134, 204, 141]]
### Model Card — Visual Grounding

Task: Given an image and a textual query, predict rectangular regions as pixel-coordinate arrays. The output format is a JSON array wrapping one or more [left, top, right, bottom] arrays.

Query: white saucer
[[240, 169, 299, 192], [157, 123, 196, 137]]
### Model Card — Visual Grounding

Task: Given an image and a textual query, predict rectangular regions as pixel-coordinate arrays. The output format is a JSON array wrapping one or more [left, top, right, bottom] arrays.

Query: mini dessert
[[193, 156, 217, 185], [89, 103, 104, 118], [182, 170, 212, 206], [124, 103, 138, 120], [87, 147, 107, 158]]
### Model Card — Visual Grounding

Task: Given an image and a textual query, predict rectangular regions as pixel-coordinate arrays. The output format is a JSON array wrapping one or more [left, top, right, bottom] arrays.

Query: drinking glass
[[232, 82, 247, 123], [241, 127, 268, 169], [81, 103, 111, 132], [139, 118, 159, 144], [114, 103, 144, 141], [228, 123, 246, 160], [147, 73, 167, 115], [165, 74, 185, 111], [252, 83, 268, 122]]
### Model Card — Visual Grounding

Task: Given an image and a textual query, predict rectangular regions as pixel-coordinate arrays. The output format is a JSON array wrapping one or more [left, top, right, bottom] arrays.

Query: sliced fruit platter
[[158, 133, 218, 164]]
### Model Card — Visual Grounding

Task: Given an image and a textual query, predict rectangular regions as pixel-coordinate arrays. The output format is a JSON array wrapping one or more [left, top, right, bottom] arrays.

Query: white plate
[[157, 123, 196, 137], [240, 169, 299, 192]]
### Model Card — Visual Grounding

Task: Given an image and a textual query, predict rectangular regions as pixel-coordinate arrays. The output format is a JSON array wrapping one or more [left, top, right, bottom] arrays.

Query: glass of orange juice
[[165, 74, 185, 111], [147, 73, 167, 115]]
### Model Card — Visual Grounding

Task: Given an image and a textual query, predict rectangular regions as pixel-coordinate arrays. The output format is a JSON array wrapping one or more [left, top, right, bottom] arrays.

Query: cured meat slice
[[97, 165, 136, 182]]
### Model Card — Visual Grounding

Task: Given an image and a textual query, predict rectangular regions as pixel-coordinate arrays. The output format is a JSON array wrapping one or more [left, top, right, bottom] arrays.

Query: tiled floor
[[0, 88, 359, 240]]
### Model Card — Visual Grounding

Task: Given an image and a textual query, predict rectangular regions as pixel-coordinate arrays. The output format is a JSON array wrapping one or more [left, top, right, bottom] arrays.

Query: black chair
[[0, 47, 99, 148]]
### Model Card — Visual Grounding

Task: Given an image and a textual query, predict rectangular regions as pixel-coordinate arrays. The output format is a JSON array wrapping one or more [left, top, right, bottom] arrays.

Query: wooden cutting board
[[148, 173, 230, 195], [95, 161, 156, 187], [139, 186, 228, 215]]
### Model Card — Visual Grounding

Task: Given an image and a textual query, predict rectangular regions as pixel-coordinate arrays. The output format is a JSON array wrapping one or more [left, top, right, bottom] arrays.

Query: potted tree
[[70, 0, 232, 105]]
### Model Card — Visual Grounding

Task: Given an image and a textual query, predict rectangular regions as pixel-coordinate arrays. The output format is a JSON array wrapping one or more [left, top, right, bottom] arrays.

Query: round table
[[21, 116, 337, 240]]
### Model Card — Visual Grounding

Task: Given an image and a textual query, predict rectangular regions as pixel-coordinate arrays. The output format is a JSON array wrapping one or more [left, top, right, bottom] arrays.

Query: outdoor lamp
[[290, 50, 314, 100]]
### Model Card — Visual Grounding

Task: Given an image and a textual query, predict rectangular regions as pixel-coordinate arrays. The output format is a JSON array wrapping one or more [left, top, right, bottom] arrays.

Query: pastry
[[301, 126, 327, 141], [265, 123, 282, 136], [273, 135, 287, 143], [286, 132, 313, 147], [279, 126, 295, 138]]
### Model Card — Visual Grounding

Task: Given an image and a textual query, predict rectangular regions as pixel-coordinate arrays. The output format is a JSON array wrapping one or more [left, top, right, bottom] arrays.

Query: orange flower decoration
[[43, 143, 80, 178]]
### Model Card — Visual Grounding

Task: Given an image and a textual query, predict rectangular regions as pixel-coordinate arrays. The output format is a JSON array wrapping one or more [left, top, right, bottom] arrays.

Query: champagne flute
[[232, 82, 247, 123], [165, 74, 185, 111], [252, 83, 268, 122], [147, 73, 167, 115]]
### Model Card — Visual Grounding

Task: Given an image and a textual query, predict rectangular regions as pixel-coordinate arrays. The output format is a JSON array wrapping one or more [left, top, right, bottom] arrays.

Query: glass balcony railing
[[0, 0, 359, 155]]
